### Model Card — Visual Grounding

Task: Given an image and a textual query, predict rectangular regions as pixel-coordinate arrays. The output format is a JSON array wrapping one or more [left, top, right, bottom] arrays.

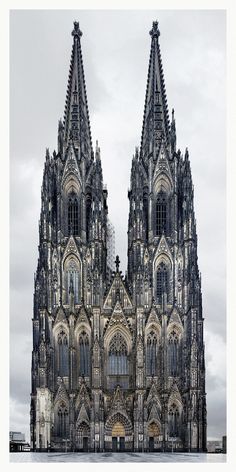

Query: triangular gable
[[75, 382, 91, 407], [62, 235, 81, 264], [103, 272, 133, 310], [155, 234, 172, 262], [148, 403, 160, 422], [54, 380, 69, 405], [153, 141, 173, 185], [106, 301, 130, 331], [54, 306, 68, 327], [75, 306, 91, 330], [146, 307, 161, 328], [168, 382, 183, 406], [62, 143, 82, 186], [168, 306, 183, 329], [109, 385, 128, 415], [147, 381, 160, 404], [76, 403, 90, 425]]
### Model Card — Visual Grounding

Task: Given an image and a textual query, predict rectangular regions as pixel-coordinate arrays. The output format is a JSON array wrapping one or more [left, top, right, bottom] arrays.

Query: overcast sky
[[10, 9, 226, 442]]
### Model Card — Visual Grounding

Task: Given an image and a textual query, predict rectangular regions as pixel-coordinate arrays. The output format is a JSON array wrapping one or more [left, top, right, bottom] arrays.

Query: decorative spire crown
[[72, 21, 82, 40], [150, 21, 160, 39]]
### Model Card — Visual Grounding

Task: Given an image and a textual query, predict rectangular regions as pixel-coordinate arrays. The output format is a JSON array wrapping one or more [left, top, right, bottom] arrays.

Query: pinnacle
[[150, 21, 160, 39], [72, 21, 82, 40]]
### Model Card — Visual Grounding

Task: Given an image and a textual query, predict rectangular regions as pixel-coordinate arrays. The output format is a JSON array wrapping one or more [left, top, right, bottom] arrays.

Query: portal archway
[[148, 421, 161, 452]]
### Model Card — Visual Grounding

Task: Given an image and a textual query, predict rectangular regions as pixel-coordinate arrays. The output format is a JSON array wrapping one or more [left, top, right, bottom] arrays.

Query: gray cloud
[[10, 10, 226, 443]]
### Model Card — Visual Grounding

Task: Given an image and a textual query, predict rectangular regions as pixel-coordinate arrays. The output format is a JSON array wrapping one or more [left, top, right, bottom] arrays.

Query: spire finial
[[150, 21, 160, 40], [72, 21, 82, 40]]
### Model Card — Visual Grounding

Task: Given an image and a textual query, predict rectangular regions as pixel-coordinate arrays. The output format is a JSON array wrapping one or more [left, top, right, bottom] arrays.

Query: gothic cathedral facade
[[30, 21, 207, 452]]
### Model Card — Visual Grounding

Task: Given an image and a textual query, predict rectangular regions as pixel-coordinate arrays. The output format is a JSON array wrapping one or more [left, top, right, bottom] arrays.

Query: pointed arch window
[[57, 402, 69, 438], [65, 259, 80, 304], [156, 192, 167, 235], [146, 331, 158, 376], [168, 331, 179, 376], [143, 190, 149, 241], [79, 331, 90, 376], [168, 404, 180, 437], [156, 262, 169, 303], [86, 194, 92, 241], [68, 193, 79, 236], [58, 331, 69, 376], [108, 332, 128, 375]]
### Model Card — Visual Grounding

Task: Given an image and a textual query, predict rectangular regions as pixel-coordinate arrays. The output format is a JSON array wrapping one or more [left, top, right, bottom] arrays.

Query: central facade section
[[30, 21, 207, 453]]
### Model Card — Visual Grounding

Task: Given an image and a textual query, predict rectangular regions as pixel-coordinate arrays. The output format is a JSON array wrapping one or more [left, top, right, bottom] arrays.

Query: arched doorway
[[148, 422, 160, 452], [112, 421, 125, 452], [76, 421, 90, 452]]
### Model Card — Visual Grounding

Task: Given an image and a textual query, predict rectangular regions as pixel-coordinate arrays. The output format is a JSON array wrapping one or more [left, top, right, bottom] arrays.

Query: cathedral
[[30, 20, 207, 453]]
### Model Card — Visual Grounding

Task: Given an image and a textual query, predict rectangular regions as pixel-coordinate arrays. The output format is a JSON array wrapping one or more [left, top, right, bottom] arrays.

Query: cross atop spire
[[115, 255, 120, 272], [140, 21, 170, 164]]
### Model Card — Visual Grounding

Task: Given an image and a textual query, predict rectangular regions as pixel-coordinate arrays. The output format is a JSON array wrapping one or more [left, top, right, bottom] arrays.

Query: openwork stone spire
[[63, 21, 93, 158], [140, 21, 170, 163]]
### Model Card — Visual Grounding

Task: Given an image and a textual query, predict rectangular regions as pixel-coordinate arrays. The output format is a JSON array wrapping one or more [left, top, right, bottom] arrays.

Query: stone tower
[[30, 20, 207, 453]]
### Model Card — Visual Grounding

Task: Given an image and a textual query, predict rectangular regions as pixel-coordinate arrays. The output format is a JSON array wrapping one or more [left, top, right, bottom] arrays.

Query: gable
[[103, 272, 133, 310], [62, 143, 82, 189]]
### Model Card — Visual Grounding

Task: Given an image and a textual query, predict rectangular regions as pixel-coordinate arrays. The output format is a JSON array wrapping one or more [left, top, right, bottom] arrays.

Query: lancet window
[[156, 192, 167, 235], [146, 331, 158, 376], [168, 404, 180, 437], [156, 262, 169, 303], [108, 332, 128, 375], [168, 331, 179, 376], [58, 331, 69, 376], [68, 192, 79, 235], [57, 402, 69, 438], [79, 331, 90, 376], [65, 259, 80, 304]]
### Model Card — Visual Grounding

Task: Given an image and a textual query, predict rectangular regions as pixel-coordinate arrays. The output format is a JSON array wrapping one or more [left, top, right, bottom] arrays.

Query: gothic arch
[[63, 255, 81, 305], [153, 172, 172, 195], [147, 419, 161, 437], [108, 331, 128, 375], [105, 412, 132, 436], [53, 326, 69, 378], [104, 325, 132, 352], [54, 400, 69, 439], [63, 174, 82, 195], [104, 327, 132, 390], [62, 175, 82, 237], [74, 326, 91, 378], [167, 401, 182, 438], [145, 326, 160, 377], [153, 254, 172, 304]]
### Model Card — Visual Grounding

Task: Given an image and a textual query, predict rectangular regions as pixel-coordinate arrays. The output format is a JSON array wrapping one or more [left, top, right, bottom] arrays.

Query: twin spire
[[140, 21, 170, 163], [62, 21, 170, 163], [63, 21, 93, 157]]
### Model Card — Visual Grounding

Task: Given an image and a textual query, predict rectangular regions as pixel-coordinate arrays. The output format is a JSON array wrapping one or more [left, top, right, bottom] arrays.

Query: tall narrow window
[[86, 195, 92, 241], [168, 331, 179, 376], [79, 332, 90, 376], [156, 262, 169, 303], [66, 259, 80, 304], [58, 331, 69, 376], [143, 191, 149, 240], [108, 333, 128, 375], [57, 402, 69, 438], [68, 193, 79, 235], [146, 331, 158, 375], [168, 404, 180, 437], [156, 192, 167, 235]]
